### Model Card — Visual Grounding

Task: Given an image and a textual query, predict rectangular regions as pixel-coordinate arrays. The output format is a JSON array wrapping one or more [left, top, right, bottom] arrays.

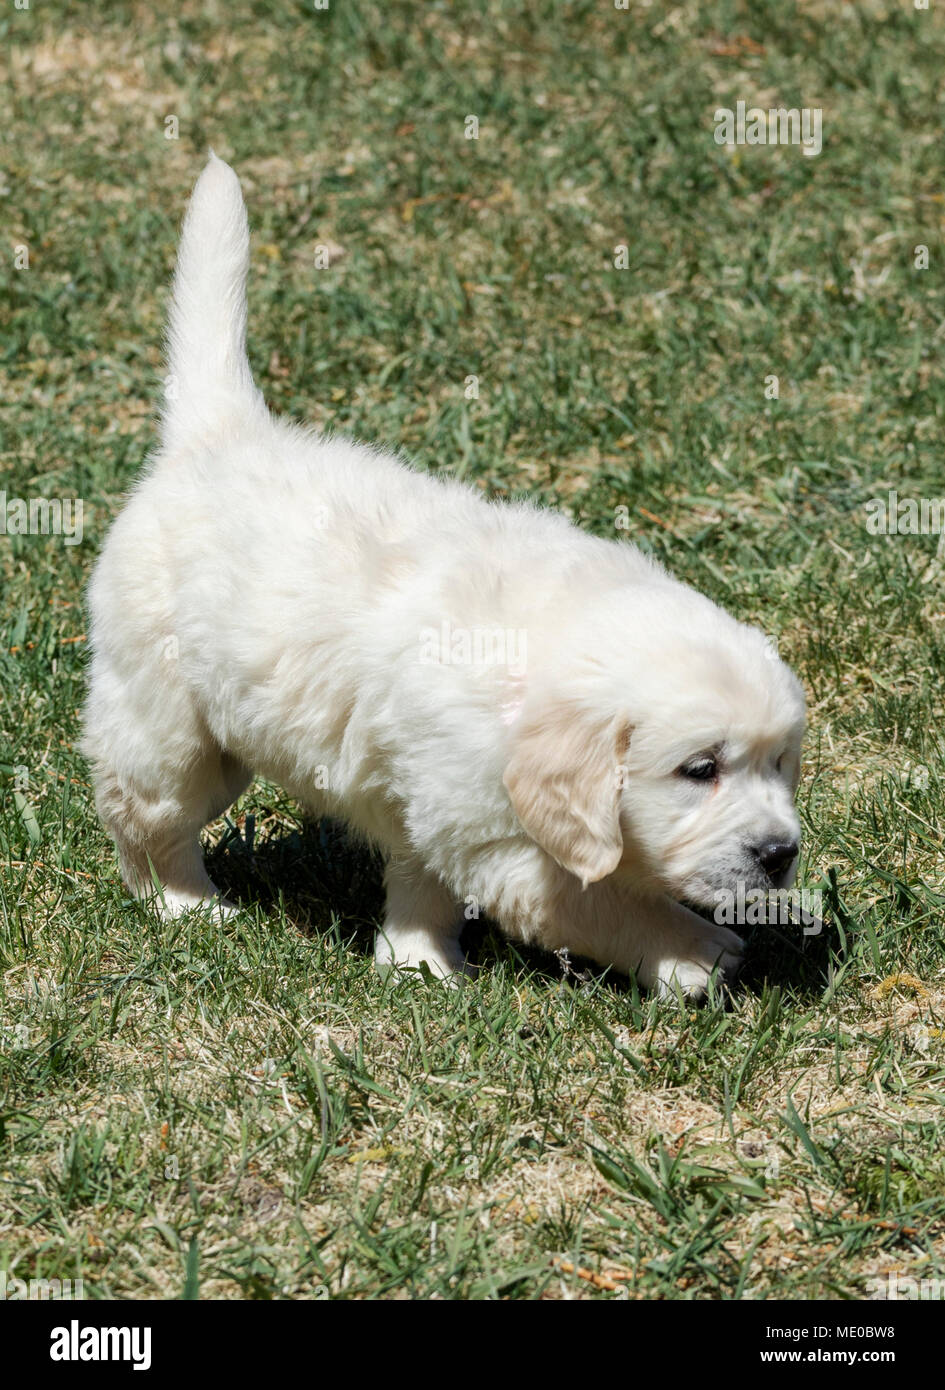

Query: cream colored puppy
[[82, 155, 806, 999]]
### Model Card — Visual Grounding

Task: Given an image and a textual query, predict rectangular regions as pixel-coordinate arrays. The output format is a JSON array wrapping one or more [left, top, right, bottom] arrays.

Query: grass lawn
[[2, 0, 945, 1300]]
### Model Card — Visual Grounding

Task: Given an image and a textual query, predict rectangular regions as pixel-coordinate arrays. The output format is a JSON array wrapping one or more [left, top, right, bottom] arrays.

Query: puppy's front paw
[[374, 929, 474, 986], [645, 922, 744, 1002]]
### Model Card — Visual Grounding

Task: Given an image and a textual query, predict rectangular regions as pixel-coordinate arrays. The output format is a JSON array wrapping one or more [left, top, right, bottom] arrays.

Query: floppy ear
[[503, 699, 629, 887]]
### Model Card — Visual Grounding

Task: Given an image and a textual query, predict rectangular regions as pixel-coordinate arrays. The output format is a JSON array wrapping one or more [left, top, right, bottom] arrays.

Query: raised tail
[[162, 152, 266, 450]]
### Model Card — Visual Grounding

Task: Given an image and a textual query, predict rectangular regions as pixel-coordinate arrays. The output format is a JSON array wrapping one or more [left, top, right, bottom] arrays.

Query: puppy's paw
[[153, 885, 239, 921], [374, 929, 473, 986], [645, 923, 744, 1002]]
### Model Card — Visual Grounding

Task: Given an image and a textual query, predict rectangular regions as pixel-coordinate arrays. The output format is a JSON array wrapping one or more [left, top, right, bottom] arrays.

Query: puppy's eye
[[677, 755, 718, 782], [776, 754, 784, 774]]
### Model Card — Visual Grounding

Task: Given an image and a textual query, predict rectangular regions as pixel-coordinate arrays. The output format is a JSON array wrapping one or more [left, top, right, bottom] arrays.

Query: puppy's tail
[[162, 152, 267, 451]]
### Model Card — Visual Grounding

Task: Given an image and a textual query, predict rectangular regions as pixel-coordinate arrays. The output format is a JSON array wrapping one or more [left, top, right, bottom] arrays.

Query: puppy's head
[[502, 588, 805, 906]]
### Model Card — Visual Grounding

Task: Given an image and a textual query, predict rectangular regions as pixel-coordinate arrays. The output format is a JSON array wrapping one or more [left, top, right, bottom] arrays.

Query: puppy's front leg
[[514, 869, 744, 1000], [375, 858, 470, 982], [613, 891, 744, 1000]]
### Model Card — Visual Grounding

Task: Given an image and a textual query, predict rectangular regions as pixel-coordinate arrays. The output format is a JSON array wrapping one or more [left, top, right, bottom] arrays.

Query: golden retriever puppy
[[83, 156, 805, 999]]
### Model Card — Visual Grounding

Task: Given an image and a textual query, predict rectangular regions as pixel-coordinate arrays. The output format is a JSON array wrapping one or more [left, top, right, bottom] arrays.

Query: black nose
[[755, 840, 798, 879]]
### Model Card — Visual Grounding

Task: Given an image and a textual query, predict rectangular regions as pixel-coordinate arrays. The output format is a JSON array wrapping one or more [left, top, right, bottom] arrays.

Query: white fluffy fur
[[82, 154, 807, 999]]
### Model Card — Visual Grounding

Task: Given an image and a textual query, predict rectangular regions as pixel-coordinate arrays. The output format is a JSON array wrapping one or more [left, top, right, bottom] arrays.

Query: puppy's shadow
[[737, 918, 836, 998], [204, 815, 837, 999], [204, 814, 384, 955], [204, 813, 566, 980], [481, 926, 835, 1002]]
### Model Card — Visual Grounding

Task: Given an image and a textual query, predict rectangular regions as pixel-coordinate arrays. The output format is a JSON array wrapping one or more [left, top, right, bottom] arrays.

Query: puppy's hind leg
[[92, 746, 251, 918], [375, 858, 470, 983], [84, 668, 251, 917]]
